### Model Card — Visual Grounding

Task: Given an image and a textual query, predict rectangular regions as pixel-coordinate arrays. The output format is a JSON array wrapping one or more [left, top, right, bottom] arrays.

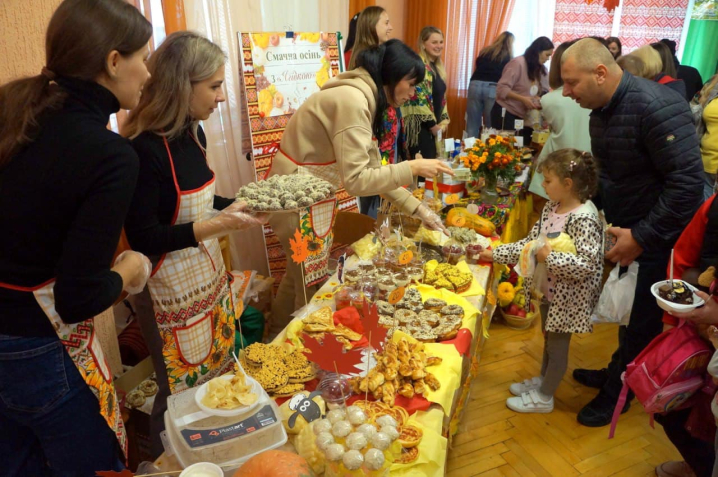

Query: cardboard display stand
[[237, 31, 358, 290]]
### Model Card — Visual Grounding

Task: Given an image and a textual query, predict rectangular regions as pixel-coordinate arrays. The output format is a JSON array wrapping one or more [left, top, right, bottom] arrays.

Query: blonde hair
[[122, 31, 226, 140], [418, 26, 446, 80], [348, 6, 386, 70], [479, 31, 514, 62], [616, 55, 645, 77], [627, 45, 662, 79]]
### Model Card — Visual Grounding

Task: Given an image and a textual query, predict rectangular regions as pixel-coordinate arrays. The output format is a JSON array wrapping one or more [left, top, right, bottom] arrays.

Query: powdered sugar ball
[[331, 420, 353, 438], [315, 431, 334, 451], [364, 448, 385, 471], [325, 443, 346, 462], [326, 408, 346, 424], [370, 431, 392, 451], [375, 415, 398, 428], [346, 431, 368, 450], [380, 425, 400, 441], [346, 407, 367, 426], [312, 418, 332, 435], [342, 449, 364, 471], [356, 423, 378, 440]]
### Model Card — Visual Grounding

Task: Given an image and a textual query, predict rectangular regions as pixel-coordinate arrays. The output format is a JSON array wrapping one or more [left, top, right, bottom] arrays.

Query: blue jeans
[[0, 334, 125, 477], [704, 172, 716, 201], [466, 80, 497, 137], [359, 196, 380, 220]]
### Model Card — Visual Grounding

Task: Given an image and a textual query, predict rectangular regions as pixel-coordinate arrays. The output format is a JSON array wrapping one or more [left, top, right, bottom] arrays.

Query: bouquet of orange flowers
[[462, 135, 523, 185]]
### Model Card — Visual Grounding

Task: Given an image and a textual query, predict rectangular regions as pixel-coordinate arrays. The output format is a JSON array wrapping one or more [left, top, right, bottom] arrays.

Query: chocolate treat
[[658, 281, 693, 305]]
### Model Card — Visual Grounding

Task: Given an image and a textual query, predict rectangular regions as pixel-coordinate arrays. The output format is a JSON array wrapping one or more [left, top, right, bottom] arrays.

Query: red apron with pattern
[[0, 279, 127, 456], [148, 136, 235, 394]]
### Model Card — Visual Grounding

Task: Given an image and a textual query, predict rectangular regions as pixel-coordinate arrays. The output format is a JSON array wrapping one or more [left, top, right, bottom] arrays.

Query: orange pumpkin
[[234, 450, 315, 477]]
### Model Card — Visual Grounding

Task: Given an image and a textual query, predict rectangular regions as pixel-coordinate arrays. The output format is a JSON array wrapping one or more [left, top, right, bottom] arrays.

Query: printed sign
[[181, 404, 277, 448]]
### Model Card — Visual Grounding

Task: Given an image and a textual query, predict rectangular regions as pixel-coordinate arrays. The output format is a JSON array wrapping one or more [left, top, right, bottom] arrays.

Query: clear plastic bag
[[592, 262, 639, 325]]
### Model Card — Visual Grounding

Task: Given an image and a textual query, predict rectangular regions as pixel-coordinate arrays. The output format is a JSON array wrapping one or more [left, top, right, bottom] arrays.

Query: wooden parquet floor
[[445, 319, 682, 476]]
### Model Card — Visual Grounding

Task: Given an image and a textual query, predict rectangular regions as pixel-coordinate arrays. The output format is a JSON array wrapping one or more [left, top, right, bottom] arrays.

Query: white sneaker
[[506, 390, 554, 413], [509, 377, 543, 396]]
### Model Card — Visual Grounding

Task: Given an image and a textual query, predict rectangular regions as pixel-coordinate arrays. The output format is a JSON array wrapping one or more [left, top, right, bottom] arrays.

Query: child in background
[[480, 149, 604, 412]]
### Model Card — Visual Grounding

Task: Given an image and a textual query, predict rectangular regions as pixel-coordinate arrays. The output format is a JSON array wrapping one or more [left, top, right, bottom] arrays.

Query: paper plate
[[194, 374, 263, 417]]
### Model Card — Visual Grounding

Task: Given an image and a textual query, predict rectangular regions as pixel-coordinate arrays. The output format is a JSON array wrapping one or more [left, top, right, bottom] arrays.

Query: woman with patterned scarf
[[401, 26, 450, 161]]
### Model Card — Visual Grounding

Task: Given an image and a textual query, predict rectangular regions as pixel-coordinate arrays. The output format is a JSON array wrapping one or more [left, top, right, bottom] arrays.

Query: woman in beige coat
[[269, 40, 452, 335]]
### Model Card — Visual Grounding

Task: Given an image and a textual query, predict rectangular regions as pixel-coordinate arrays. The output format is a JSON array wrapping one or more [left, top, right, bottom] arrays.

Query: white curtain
[[506, 0, 557, 58], [184, 0, 349, 275]]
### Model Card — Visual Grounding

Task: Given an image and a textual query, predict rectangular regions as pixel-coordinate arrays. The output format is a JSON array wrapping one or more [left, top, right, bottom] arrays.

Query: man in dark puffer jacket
[[560, 39, 704, 428]]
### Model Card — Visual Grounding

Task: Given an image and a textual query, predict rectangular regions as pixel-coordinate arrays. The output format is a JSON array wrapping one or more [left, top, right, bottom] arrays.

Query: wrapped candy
[[364, 448, 385, 471], [375, 415, 398, 429], [345, 432, 368, 450], [312, 418, 332, 435], [356, 423, 378, 440], [342, 449, 364, 471], [370, 431, 392, 451], [380, 425, 400, 441], [315, 431, 335, 451], [325, 443, 346, 462], [346, 407, 367, 426], [326, 408, 347, 424], [331, 420, 353, 438]]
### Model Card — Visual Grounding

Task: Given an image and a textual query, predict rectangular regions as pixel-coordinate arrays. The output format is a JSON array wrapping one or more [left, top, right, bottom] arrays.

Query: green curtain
[[682, 19, 718, 83]]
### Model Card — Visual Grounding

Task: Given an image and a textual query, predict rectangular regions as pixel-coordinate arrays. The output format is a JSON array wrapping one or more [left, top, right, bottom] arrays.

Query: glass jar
[[334, 286, 353, 311], [318, 372, 352, 409]]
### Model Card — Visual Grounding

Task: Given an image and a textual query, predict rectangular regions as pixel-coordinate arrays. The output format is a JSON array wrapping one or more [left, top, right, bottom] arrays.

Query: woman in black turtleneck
[[0, 1, 152, 474]]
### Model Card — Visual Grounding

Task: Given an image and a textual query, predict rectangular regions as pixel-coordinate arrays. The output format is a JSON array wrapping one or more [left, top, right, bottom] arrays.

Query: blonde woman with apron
[[0, 1, 153, 474], [123, 32, 266, 457]]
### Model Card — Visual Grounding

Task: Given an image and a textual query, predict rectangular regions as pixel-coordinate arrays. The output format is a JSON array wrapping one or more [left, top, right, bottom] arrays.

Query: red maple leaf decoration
[[95, 470, 134, 477], [301, 333, 363, 374], [362, 300, 388, 353]]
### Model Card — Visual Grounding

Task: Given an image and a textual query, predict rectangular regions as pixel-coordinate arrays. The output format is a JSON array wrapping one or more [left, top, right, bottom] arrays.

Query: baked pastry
[[376, 300, 395, 316], [398, 424, 423, 448], [395, 309, 417, 325], [271, 382, 306, 398], [396, 445, 419, 464], [126, 390, 146, 409], [418, 310, 440, 327], [440, 304, 464, 319], [139, 379, 158, 397], [423, 298, 447, 312]]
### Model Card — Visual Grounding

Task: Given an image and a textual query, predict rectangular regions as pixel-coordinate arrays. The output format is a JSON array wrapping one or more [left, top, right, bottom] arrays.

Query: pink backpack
[[608, 321, 712, 438]]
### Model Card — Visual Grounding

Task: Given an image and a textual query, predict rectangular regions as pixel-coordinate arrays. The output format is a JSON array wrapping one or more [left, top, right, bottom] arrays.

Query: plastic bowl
[[179, 462, 224, 477], [194, 374, 263, 417], [650, 280, 705, 315]]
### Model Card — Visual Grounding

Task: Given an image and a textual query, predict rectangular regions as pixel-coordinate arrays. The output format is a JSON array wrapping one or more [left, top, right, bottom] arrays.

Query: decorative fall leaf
[[95, 470, 134, 477], [289, 228, 310, 264], [301, 332, 363, 374], [362, 300, 388, 354]]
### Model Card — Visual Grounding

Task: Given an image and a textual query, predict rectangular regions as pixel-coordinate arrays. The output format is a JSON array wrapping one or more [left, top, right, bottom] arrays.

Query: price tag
[[466, 203, 479, 215], [388, 286, 406, 305], [445, 193, 460, 205], [444, 138, 455, 152], [451, 216, 467, 227], [514, 119, 524, 130], [515, 136, 524, 147], [398, 251, 414, 265]]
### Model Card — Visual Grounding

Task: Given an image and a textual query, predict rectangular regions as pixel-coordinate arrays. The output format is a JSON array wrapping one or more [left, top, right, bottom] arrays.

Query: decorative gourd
[[446, 208, 496, 236], [234, 450, 315, 477]]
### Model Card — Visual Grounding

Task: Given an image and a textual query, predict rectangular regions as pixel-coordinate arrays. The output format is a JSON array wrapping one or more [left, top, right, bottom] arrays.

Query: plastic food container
[[179, 462, 224, 477], [318, 372, 351, 409], [651, 280, 705, 315], [163, 382, 287, 470]]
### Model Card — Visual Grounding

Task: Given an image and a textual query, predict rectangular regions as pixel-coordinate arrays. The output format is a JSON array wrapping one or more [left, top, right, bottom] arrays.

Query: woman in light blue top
[[529, 40, 592, 199]]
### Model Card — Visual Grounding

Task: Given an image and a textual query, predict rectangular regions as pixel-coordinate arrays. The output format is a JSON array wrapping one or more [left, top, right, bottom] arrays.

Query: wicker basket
[[500, 299, 541, 330]]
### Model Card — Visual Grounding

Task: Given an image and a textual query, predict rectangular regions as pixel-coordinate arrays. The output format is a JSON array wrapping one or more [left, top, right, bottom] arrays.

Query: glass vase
[[480, 174, 499, 205]]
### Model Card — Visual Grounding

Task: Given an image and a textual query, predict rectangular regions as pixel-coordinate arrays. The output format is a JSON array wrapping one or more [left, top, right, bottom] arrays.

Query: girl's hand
[[536, 242, 552, 263], [479, 249, 493, 262]]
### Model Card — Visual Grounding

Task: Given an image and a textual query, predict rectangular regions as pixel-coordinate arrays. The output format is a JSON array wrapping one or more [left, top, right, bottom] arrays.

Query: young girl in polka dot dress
[[481, 148, 604, 413]]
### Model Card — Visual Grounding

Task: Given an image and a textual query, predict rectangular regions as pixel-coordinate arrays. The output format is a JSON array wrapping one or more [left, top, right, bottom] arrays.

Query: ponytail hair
[[356, 39, 425, 141], [538, 149, 598, 202], [0, 0, 151, 169]]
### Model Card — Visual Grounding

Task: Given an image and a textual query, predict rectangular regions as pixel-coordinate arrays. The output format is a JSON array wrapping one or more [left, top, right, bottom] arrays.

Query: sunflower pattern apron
[[148, 137, 235, 394], [0, 279, 127, 457]]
